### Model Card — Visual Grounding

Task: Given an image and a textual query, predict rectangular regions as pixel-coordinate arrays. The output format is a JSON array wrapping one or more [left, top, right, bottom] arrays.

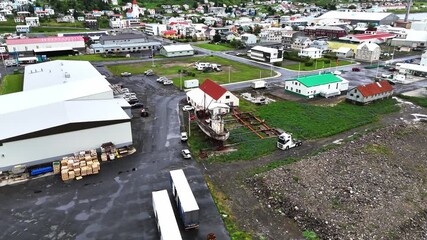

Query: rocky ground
[[249, 123, 427, 239]]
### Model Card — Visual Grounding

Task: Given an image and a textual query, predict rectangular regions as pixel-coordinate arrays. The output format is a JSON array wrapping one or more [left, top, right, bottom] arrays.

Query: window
[[356, 95, 359, 98], [96, 50, 100, 53], [225, 95, 230, 99], [350, 93, 354, 96]]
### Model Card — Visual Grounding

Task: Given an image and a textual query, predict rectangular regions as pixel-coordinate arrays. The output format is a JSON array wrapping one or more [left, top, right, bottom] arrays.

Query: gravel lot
[[249, 122, 427, 239]]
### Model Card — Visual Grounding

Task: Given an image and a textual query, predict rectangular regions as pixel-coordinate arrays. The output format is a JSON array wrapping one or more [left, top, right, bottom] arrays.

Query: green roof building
[[285, 73, 349, 98]]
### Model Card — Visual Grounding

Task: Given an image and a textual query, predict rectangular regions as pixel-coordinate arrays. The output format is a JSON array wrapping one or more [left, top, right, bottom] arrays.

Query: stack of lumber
[[60, 149, 100, 181]]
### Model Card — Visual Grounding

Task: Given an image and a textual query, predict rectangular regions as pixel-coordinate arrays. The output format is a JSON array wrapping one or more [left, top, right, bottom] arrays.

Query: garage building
[[0, 60, 133, 172], [6, 36, 85, 54], [160, 44, 194, 57], [285, 73, 349, 98]]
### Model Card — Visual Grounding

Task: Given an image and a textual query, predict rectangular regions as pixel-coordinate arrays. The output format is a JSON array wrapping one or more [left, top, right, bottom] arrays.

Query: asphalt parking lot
[[0, 70, 229, 240]]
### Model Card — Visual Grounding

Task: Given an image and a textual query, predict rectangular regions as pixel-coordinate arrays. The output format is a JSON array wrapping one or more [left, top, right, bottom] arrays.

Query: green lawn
[[51, 54, 138, 62], [0, 74, 24, 95], [398, 94, 427, 108], [256, 99, 399, 140], [284, 60, 352, 71], [196, 43, 235, 51], [188, 98, 399, 163], [107, 56, 272, 85]]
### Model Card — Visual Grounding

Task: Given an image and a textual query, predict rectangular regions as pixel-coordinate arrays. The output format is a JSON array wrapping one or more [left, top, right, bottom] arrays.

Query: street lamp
[[180, 71, 182, 91], [228, 66, 231, 83]]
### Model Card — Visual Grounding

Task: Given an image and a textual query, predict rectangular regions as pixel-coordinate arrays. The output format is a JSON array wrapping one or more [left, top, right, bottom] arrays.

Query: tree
[[348, 5, 357, 9], [230, 39, 244, 49], [193, 2, 198, 9], [213, 30, 221, 43], [292, 25, 299, 31]]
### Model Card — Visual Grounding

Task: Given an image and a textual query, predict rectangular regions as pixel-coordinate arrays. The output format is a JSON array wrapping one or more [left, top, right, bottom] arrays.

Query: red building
[[304, 26, 347, 39]]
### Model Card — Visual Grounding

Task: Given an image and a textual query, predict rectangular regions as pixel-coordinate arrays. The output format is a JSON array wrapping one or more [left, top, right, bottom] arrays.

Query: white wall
[[0, 122, 132, 171], [8, 41, 85, 52], [285, 80, 344, 98], [218, 91, 239, 107]]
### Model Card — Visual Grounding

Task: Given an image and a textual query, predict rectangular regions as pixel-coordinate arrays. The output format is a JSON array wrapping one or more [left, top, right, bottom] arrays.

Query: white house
[[310, 40, 328, 52], [298, 47, 322, 59], [355, 42, 381, 62], [249, 46, 283, 63], [186, 79, 239, 108], [334, 47, 354, 58], [285, 73, 349, 98], [160, 44, 194, 57], [25, 17, 40, 26], [346, 80, 394, 104], [145, 23, 167, 35], [240, 33, 257, 45], [291, 37, 312, 50]]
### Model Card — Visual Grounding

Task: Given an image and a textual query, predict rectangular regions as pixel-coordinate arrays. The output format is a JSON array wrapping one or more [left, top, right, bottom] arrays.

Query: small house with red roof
[[346, 80, 394, 104], [186, 79, 239, 109]]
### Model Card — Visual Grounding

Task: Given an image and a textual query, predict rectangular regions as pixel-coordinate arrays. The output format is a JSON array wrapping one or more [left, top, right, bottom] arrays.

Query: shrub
[[273, 62, 282, 67], [305, 61, 314, 67], [324, 59, 331, 64]]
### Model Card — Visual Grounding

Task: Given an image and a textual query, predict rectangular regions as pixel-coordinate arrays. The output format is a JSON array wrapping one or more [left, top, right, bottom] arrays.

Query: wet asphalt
[[0, 71, 229, 240]]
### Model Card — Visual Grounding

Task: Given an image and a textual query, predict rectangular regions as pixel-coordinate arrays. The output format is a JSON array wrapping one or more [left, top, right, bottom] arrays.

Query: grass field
[[398, 94, 427, 108], [284, 60, 352, 71], [0, 74, 24, 95], [107, 56, 272, 84], [196, 43, 235, 51], [188, 98, 399, 163], [51, 54, 137, 62]]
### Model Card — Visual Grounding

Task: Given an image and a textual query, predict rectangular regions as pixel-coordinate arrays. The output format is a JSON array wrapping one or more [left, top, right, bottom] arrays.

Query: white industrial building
[[0, 60, 133, 172], [285, 73, 349, 98], [160, 44, 194, 57], [6, 36, 85, 53], [145, 23, 167, 36], [249, 46, 283, 63]]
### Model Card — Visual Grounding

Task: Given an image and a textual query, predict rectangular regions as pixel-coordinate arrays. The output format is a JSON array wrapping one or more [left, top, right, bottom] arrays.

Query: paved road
[[0, 73, 229, 240]]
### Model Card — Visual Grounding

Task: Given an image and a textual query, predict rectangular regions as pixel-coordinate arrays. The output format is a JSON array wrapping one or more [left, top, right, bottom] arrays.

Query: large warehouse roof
[[316, 11, 395, 21], [0, 100, 130, 142], [6, 36, 84, 45], [24, 60, 108, 91], [0, 79, 113, 115]]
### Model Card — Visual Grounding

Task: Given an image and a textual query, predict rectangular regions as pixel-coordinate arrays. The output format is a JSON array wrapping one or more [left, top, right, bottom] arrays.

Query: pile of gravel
[[249, 123, 427, 239]]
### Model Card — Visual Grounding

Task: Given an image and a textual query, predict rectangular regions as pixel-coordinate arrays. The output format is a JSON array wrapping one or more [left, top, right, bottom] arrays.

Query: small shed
[[160, 44, 194, 57]]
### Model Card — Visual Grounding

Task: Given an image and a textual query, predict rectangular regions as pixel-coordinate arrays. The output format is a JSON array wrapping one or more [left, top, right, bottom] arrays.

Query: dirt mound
[[249, 123, 427, 239]]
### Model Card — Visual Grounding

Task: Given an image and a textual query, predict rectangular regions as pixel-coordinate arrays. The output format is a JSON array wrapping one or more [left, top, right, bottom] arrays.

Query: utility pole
[[228, 66, 231, 83], [180, 71, 182, 90], [404, 0, 413, 22], [270, 63, 273, 76], [188, 112, 191, 137]]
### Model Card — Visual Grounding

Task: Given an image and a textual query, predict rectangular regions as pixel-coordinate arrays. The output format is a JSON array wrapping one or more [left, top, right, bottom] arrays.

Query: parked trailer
[[152, 190, 183, 240], [184, 79, 199, 89], [251, 80, 267, 89], [169, 169, 200, 230]]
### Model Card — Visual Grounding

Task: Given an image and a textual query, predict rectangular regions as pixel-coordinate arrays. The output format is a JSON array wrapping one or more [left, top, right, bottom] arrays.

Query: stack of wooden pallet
[[60, 149, 101, 181]]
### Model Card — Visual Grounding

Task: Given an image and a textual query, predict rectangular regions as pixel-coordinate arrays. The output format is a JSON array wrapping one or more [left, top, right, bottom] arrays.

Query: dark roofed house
[[346, 80, 394, 104]]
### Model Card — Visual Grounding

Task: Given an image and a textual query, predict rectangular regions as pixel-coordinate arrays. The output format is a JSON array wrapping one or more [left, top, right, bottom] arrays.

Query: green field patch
[[284, 60, 352, 71], [107, 56, 272, 85], [196, 43, 235, 51], [0, 74, 24, 95]]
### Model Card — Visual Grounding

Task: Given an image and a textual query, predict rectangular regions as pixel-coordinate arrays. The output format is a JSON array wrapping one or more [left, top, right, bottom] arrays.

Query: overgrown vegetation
[[205, 176, 252, 240], [0, 74, 24, 95], [398, 94, 427, 108], [303, 230, 320, 240], [256, 99, 399, 140], [196, 43, 236, 51]]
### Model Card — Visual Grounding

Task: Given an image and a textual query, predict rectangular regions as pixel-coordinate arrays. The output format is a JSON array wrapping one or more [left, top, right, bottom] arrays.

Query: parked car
[[388, 67, 397, 72], [163, 79, 173, 85], [352, 67, 361, 72], [381, 73, 393, 79], [121, 72, 132, 77], [156, 76, 168, 83], [180, 132, 188, 142], [333, 70, 342, 75], [144, 69, 154, 76], [131, 102, 143, 108], [140, 108, 149, 117], [182, 105, 194, 111], [181, 149, 191, 159]]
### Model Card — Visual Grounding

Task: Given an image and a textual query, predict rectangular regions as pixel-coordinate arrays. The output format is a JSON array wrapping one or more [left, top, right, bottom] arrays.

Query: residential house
[[285, 73, 349, 98], [259, 27, 288, 43], [346, 80, 394, 104], [249, 46, 283, 63], [25, 17, 39, 27], [186, 79, 239, 109], [310, 40, 328, 52], [77, 16, 85, 22], [0, 14, 6, 22], [355, 42, 381, 62], [160, 44, 194, 57], [221, 32, 237, 42], [86, 19, 98, 30], [291, 36, 312, 50], [304, 26, 347, 39], [240, 33, 257, 45], [282, 30, 305, 49], [334, 47, 354, 58], [57, 15, 75, 23], [339, 32, 395, 44], [161, 30, 177, 39], [298, 47, 322, 59]]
